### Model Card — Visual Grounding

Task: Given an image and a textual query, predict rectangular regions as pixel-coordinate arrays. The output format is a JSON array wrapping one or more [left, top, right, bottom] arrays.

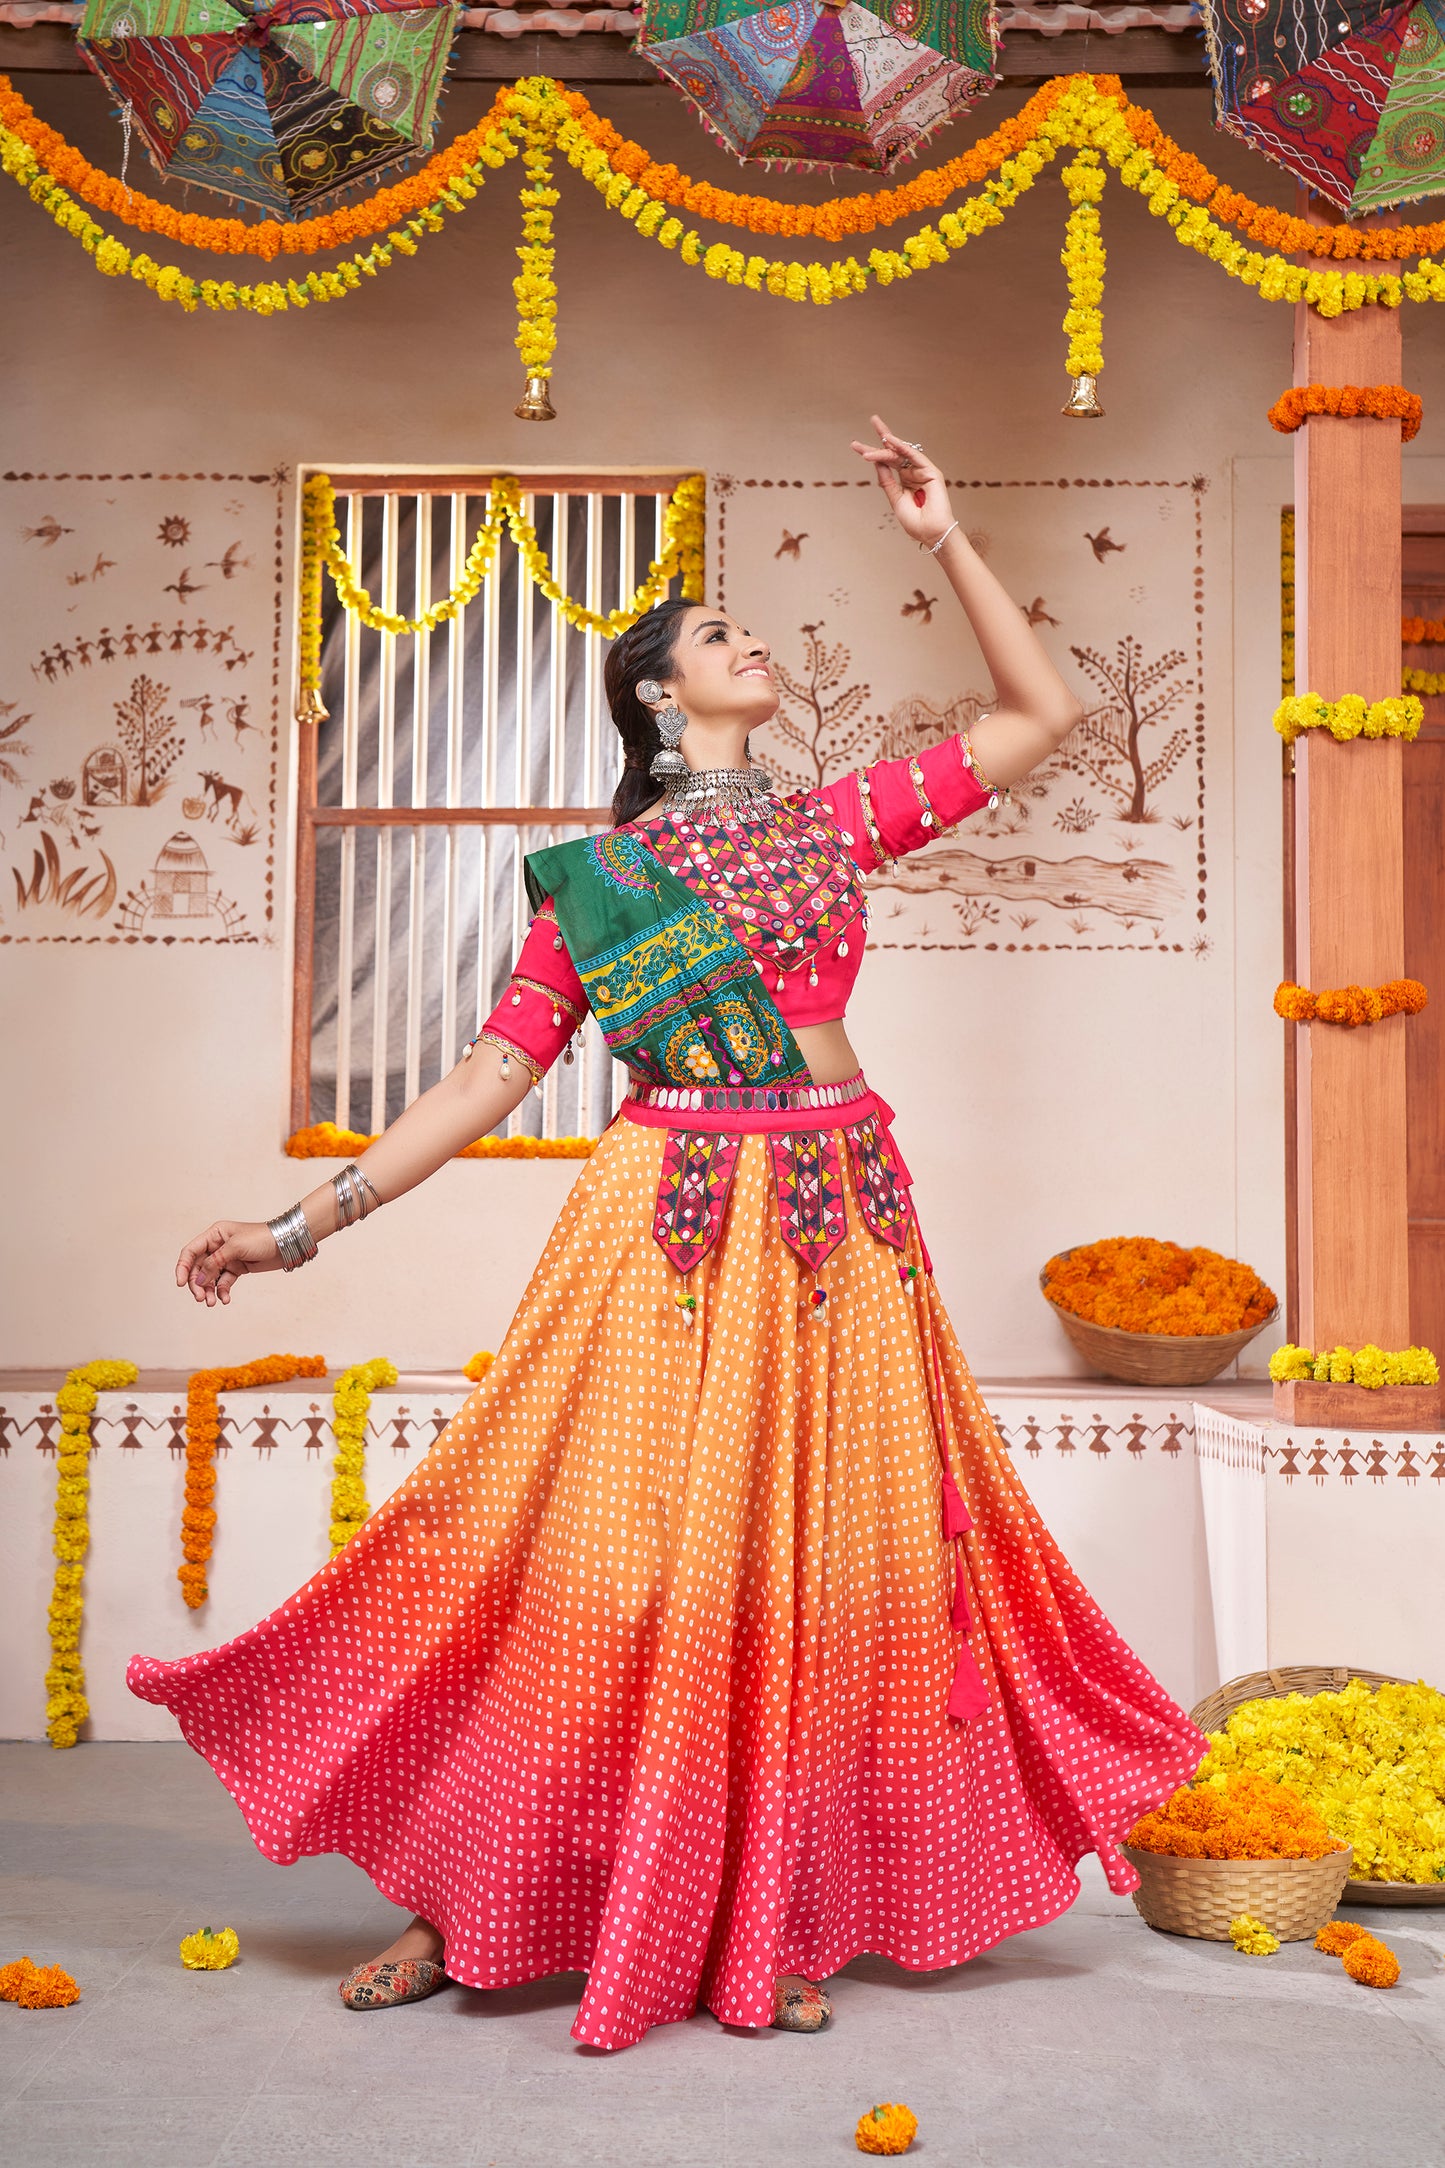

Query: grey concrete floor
[[2, 1744, 1443, 2168]]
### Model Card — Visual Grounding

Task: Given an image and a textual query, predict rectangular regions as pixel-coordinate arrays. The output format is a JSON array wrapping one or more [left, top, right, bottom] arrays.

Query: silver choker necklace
[[660, 764, 778, 817]]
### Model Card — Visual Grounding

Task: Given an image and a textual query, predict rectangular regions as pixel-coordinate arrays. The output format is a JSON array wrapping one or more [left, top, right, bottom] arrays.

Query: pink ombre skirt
[[129, 1071, 1205, 2051]]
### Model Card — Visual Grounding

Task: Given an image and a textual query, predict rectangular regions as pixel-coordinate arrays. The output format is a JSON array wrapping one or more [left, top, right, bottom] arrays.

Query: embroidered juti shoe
[[771, 1976, 832, 2032], [338, 1957, 449, 2011]]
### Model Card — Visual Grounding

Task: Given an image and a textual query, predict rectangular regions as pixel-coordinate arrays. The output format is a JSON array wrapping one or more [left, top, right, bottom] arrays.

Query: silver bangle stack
[[332, 1161, 383, 1228], [268, 1202, 319, 1272]]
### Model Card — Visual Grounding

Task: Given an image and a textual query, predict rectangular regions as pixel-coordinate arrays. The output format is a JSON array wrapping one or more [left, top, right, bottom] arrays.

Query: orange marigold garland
[[286, 1120, 596, 1161], [1042, 1236, 1276, 1338], [181, 1355, 326, 1608], [1402, 616, 1445, 644], [1274, 979, 1428, 1027], [1267, 384, 1422, 441], [1126, 1770, 1345, 1862]]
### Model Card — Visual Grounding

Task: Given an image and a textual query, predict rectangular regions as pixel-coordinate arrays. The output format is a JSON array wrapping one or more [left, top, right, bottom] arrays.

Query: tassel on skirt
[[128, 1076, 1206, 2053]]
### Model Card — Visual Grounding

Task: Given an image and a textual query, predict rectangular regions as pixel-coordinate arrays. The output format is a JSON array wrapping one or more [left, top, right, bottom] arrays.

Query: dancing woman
[[130, 420, 1205, 2052]]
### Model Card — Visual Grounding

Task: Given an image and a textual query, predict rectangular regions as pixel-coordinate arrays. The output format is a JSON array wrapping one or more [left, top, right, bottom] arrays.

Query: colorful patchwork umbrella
[[77, 0, 459, 220], [637, 0, 999, 173], [1202, 0, 1445, 215]]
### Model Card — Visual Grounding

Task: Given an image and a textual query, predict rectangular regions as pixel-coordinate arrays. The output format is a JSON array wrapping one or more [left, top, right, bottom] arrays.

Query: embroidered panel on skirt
[[843, 1111, 917, 1251], [767, 1127, 847, 1273], [653, 1130, 742, 1270]]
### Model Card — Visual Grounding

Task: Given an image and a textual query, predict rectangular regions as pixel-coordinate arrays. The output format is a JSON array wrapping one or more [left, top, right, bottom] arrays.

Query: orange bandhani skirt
[[129, 1074, 1205, 2052]]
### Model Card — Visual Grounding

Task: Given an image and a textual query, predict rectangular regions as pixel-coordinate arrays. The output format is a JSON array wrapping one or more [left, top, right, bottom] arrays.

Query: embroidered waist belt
[[618, 1067, 916, 1276]]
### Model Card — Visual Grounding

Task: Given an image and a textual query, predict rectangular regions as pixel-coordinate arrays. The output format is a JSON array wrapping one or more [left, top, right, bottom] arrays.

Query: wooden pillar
[[1291, 203, 1408, 1351]]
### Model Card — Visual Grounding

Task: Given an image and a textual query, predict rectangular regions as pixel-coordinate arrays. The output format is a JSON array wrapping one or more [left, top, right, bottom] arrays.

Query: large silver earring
[[640, 682, 689, 780]]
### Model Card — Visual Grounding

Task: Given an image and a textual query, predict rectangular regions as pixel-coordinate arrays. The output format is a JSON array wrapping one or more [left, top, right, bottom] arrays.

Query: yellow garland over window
[[297, 470, 704, 697], [329, 1357, 397, 1553], [1274, 693, 1423, 743], [47, 1358, 138, 1749], [1269, 1341, 1440, 1385]]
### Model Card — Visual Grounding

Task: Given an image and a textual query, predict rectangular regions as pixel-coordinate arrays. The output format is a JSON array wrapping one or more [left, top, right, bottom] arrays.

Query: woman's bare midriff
[[629, 798, 862, 1088]]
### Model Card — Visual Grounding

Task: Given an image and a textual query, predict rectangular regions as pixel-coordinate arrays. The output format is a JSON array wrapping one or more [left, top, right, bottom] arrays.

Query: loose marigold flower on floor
[[1229, 1914, 1279, 1954], [1315, 1919, 1371, 1955], [0, 1956, 81, 2007], [856, 2102, 919, 2155], [1341, 1936, 1401, 1988], [179, 1926, 240, 1970]]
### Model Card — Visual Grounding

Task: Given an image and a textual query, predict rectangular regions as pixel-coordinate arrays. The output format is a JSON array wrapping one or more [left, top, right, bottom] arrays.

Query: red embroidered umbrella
[[1202, 0, 1445, 214], [77, 0, 459, 219]]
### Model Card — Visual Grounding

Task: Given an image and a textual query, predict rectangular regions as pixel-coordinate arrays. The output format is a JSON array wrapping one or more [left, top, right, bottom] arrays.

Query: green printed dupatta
[[523, 828, 812, 1091]]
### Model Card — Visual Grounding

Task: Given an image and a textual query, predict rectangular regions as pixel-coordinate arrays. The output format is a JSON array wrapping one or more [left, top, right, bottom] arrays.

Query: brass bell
[[514, 373, 557, 422], [1061, 374, 1104, 418], [295, 683, 329, 724]]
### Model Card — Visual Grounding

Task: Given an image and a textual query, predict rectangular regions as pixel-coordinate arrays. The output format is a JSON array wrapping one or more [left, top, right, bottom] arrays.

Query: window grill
[[291, 471, 694, 1141]]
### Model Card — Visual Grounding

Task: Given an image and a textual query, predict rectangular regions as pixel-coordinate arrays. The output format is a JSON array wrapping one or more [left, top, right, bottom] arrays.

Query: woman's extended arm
[[851, 414, 1084, 784], [177, 1043, 535, 1306]]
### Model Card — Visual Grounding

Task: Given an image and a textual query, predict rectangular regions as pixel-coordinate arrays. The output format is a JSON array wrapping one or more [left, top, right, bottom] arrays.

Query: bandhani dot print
[[128, 1106, 1206, 2053]]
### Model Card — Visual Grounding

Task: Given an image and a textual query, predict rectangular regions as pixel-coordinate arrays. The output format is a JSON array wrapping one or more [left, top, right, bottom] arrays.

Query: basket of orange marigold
[[1040, 1237, 1278, 1385], [1121, 1770, 1352, 1942]]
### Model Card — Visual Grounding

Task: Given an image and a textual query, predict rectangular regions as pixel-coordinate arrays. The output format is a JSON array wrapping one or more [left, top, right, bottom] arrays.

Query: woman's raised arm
[[851, 414, 1084, 785]]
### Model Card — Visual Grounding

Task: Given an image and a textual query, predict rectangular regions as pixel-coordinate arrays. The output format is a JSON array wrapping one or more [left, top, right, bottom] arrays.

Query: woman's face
[[657, 607, 779, 731]]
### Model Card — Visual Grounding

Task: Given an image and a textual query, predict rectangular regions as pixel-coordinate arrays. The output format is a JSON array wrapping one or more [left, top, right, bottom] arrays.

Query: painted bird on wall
[[775, 530, 809, 560], [1084, 527, 1126, 562], [1021, 596, 1060, 626], [901, 590, 938, 624]]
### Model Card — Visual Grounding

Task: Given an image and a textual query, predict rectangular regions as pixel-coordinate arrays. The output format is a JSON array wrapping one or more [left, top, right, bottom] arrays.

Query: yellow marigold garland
[[1268, 1342, 1439, 1386], [1060, 148, 1105, 380], [1274, 693, 1423, 744], [182, 1355, 327, 1608], [329, 1357, 397, 1554], [286, 1119, 597, 1160], [46, 1358, 138, 1749], [515, 114, 558, 379], [1273, 978, 1428, 1026], [1402, 667, 1445, 695], [298, 470, 704, 673], [1199, 1678, 1445, 1884]]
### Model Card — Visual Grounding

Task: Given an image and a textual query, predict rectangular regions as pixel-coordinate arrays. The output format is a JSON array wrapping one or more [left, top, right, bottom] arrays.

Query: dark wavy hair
[[605, 598, 696, 828]]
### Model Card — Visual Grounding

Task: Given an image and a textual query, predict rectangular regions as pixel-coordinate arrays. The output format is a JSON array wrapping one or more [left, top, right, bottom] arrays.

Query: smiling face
[[647, 606, 779, 741]]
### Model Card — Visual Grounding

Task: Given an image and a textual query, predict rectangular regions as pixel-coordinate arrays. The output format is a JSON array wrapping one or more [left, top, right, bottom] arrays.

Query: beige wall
[[4, 77, 1442, 1375]]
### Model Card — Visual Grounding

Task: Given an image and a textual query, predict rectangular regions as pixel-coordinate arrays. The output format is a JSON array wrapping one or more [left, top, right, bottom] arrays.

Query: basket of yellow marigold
[[1189, 1669, 1445, 1907], [1040, 1237, 1278, 1385], [1120, 1770, 1352, 1941]]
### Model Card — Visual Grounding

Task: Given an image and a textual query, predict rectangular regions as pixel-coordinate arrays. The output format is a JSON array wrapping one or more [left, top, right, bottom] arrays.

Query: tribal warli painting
[[718, 474, 1210, 956], [0, 469, 286, 944]]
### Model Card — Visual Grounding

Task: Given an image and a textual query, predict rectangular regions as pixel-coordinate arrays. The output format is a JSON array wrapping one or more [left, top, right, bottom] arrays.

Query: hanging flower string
[[1273, 978, 1428, 1026], [1060, 148, 1106, 383], [297, 471, 704, 698], [329, 1357, 396, 1554], [514, 111, 558, 385], [46, 1358, 138, 1749], [15, 72, 1445, 332], [1268, 384, 1423, 440], [1402, 616, 1445, 643], [181, 1355, 327, 1608], [1401, 668, 1445, 695]]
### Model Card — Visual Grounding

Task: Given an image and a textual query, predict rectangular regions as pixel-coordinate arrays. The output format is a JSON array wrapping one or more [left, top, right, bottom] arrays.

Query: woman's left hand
[[851, 414, 955, 549]]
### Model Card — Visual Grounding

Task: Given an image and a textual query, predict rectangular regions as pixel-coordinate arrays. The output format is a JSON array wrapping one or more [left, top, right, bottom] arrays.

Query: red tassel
[[951, 1553, 973, 1632], [942, 1468, 973, 1540], [947, 1645, 991, 1721]]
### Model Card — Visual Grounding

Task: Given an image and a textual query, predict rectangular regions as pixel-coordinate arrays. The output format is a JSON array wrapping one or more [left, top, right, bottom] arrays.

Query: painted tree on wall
[[111, 675, 182, 805], [765, 626, 874, 792], [1063, 637, 1190, 822]]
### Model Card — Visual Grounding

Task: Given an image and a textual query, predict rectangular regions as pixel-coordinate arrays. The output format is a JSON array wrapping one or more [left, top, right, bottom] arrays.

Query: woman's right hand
[[176, 1220, 284, 1308]]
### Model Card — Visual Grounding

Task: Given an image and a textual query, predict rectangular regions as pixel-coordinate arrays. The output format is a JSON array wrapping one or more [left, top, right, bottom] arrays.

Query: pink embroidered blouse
[[471, 732, 995, 1084]]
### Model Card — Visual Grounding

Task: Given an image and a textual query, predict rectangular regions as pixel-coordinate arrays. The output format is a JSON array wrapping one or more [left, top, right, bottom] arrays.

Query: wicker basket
[[1038, 1253, 1277, 1386], [1189, 1665, 1445, 1908], [1120, 1843, 1352, 1941]]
